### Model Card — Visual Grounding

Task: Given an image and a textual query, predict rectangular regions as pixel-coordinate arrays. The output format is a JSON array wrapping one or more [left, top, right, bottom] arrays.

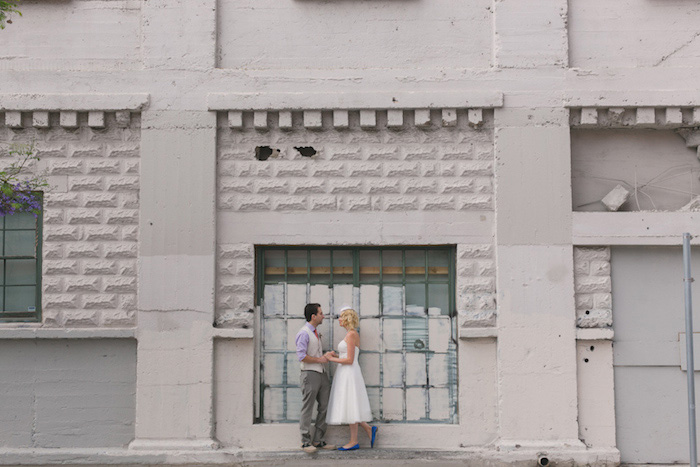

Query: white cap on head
[[338, 306, 353, 313]]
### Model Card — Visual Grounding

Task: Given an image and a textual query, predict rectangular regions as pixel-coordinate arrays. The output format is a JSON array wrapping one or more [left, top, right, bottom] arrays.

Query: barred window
[[0, 209, 42, 322], [256, 246, 457, 424]]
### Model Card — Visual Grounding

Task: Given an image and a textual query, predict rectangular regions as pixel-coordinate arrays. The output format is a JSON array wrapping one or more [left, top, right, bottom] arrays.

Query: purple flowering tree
[[0, 144, 48, 217]]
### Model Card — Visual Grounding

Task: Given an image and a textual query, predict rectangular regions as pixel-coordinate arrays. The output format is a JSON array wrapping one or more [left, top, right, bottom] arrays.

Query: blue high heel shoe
[[337, 443, 359, 451], [371, 426, 378, 448]]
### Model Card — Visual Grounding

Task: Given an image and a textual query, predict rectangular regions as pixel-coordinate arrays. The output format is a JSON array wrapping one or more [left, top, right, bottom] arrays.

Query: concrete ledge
[[207, 91, 504, 111], [459, 327, 498, 339], [573, 212, 700, 245], [212, 327, 254, 339], [0, 93, 150, 111], [129, 438, 220, 451], [565, 90, 700, 108], [0, 327, 136, 339], [576, 328, 614, 341], [0, 446, 620, 466]]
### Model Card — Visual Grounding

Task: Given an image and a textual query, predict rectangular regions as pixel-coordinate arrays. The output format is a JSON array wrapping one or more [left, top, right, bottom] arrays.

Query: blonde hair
[[339, 308, 359, 330]]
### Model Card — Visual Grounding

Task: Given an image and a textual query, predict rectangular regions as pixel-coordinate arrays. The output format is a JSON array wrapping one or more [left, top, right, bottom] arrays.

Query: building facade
[[1, 0, 700, 465]]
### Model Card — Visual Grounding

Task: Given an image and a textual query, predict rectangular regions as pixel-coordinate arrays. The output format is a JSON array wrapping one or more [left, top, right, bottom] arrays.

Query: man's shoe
[[314, 441, 336, 450], [302, 442, 317, 453]]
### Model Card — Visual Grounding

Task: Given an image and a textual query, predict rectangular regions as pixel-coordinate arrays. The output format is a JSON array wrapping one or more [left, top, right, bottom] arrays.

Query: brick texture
[[456, 244, 497, 328], [573, 246, 612, 328], [1, 112, 140, 327]]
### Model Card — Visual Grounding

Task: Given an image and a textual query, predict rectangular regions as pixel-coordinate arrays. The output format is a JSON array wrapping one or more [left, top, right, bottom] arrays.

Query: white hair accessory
[[338, 306, 353, 313]]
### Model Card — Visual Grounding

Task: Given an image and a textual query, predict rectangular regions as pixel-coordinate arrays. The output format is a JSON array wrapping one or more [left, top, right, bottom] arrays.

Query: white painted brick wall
[[457, 244, 497, 328], [573, 246, 612, 328], [0, 112, 140, 327]]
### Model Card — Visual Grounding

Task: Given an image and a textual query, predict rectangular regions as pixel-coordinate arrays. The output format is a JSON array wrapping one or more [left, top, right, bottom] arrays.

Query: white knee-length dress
[[326, 339, 373, 425]]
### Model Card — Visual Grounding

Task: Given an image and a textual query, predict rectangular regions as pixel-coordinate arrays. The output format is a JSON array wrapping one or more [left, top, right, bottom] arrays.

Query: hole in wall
[[294, 146, 317, 157], [255, 146, 280, 161]]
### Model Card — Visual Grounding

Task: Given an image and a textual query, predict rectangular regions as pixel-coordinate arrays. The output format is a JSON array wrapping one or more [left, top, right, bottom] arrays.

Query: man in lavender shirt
[[295, 303, 335, 453]]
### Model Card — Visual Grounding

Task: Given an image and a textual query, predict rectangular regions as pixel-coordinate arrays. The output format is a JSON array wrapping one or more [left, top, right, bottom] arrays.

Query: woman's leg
[[359, 421, 372, 438], [344, 423, 359, 448]]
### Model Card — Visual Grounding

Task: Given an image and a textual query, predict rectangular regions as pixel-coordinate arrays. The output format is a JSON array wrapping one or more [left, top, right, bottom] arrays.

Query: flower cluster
[[0, 144, 48, 217]]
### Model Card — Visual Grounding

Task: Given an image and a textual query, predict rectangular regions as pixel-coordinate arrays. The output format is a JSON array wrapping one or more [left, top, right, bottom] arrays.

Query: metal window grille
[[0, 205, 43, 322], [255, 246, 457, 424]]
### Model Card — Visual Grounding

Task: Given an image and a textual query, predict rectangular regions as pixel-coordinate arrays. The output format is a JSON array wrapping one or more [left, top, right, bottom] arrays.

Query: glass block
[[332, 250, 353, 283], [404, 317, 428, 351], [366, 387, 381, 420], [263, 250, 285, 282], [263, 284, 285, 316], [263, 353, 285, 386], [287, 318, 305, 351], [405, 283, 426, 316], [263, 319, 285, 350], [332, 284, 354, 316], [429, 388, 451, 421], [286, 284, 307, 317], [405, 250, 425, 282], [428, 283, 450, 316], [359, 284, 380, 317], [310, 250, 330, 283], [286, 388, 302, 422], [5, 230, 35, 257], [381, 250, 402, 283], [263, 388, 285, 421], [359, 250, 380, 283], [309, 285, 330, 317], [428, 249, 449, 276], [405, 352, 426, 386], [358, 351, 380, 386], [381, 318, 403, 351], [382, 285, 403, 316], [5, 286, 34, 312], [406, 388, 426, 420], [429, 317, 452, 352], [382, 387, 403, 421], [428, 354, 449, 387], [5, 259, 35, 285], [382, 352, 404, 387], [5, 212, 35, 230], [358, 318, 380, 352], [286, 353, 300, 386], [287, 250, 308, 283]]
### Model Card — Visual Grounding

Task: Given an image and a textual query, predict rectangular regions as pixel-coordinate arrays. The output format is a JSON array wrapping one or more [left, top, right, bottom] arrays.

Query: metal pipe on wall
[[683, 232, 697, 467]]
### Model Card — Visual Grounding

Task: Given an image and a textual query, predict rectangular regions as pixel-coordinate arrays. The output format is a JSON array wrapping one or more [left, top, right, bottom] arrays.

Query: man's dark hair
[[304, 303, 321, 322]]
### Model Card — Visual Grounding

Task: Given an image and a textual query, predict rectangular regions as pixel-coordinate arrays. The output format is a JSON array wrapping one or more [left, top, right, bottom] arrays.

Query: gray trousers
[[299, 370, 331, 445]]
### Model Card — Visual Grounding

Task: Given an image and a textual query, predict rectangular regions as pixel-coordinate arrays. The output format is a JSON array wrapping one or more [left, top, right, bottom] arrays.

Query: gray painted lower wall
[[0, 339, 136, 448]]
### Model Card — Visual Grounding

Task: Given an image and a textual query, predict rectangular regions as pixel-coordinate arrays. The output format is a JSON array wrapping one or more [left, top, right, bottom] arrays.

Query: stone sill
[[576, 328, 614, 341], [0, 326, 136, 339], [0, 93, 150, 111], [458, 327, 497, 339], [213, 327, 254, 339]]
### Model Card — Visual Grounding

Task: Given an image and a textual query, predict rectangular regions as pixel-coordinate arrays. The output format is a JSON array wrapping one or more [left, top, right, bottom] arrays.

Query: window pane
[[5, 285, 35, 312], [5, 230, 35, 257], [6, 259, 36, 285], [428, 283, 450, 316], [332, 250, 353, 283], [359, 250, 379, 283], [287, 250, 307, 283], [382, 250, 402, 283], [5, 212, 35, 230], [405, 250, 425, 283], [428, 249, 449, 278], [405, 317, 428, 351], [310, 250, 330, 283], [263, 250, 285, 283], [405, 283, 426, 316]]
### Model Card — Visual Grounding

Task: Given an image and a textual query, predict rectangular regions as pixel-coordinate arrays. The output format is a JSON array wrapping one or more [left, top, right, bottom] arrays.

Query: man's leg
[[299, 371, 319, 445], [312, 371, 331, 444]]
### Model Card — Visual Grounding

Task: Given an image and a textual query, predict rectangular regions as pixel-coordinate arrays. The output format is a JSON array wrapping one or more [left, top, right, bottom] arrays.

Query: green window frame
[[255, 246, 458, 424], [0, 203, 43, 322]]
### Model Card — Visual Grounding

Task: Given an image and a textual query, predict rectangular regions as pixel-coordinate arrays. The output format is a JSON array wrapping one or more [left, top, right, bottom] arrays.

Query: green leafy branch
[[0, 144, 49, 217], [0, 1, 21, 29]]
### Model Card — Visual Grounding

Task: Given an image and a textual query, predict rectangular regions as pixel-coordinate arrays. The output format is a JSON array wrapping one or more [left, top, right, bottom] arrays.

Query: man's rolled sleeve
[[295, 330, 310, 362]]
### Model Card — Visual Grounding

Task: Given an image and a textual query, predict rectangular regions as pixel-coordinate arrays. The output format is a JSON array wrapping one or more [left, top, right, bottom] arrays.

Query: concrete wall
[[0, 339, 136, 448]]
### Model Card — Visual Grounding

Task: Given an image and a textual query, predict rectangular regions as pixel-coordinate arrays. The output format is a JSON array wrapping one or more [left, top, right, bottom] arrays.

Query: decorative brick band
[[225, 108, 485, 131], [1, 111, 137, 129], [573, 246, 612, 328], [570, 107, 700, 128]]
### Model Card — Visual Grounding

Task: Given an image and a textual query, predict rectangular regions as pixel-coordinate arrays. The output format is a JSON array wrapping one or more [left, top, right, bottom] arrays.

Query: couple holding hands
[[294, 303, 378, 453]]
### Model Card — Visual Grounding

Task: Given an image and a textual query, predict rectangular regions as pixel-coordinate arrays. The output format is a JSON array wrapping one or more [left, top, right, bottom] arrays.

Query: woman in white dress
[[324, 307, 378, 451]]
